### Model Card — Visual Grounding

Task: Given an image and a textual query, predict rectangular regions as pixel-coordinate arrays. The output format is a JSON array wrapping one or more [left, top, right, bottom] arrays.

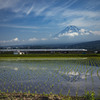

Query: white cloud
[[23, 4, 48, 16], [58, 32, 79, 37], [29, 37, 48, 42], [92, 31, 100, 35], [0, 0, 49, 17], [85, 0, 100, 10], [0, 0, 20, 9], [79, 29, 85, 33], [35, 6, 49, 16], [0, 0, 100, 20], [0, 24, 38, 29], [52, 37, 59, 40], [69, 18, 91, 27], [13, 38, 19, 41], [59, 17, 100, 29], [26, 6, 34, 15], [29, 38, 38, 41], [0, 0, 100, 40], [62, 9, 100, 18], [79, 29, 90, 35], [54, 27, 91, 38], [81, 32, 90, 35], [41, 38, 47, 41], [0, 37, 19, 43]]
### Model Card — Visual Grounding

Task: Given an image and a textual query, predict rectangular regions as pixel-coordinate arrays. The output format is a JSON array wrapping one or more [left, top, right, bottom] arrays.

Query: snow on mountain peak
[[55, 25, 92, 38]]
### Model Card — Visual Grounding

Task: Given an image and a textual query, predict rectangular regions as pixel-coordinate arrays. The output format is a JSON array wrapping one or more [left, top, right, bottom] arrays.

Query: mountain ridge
[[67, 40, 100, 51], [54, 25, 93, 38], [0, 40, 100, 51]]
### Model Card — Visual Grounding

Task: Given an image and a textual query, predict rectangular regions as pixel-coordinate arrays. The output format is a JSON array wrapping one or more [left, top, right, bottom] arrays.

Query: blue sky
[[0, 0, 100, 46]]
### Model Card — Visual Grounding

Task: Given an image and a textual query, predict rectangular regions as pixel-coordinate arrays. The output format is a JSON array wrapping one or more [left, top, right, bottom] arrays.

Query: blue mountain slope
[[55, 25, 92, 38], [54, 25, 97, 43], [67, 40, 100, 51]]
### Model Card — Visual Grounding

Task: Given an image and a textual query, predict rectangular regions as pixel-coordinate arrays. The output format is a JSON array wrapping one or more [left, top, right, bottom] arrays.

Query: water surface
[[0, 57, 100, 96]]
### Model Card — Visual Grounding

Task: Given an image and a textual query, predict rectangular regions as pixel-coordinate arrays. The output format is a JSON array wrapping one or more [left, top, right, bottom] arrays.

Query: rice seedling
[[97, 69, 100, 80], [0, 58, 100, 97]]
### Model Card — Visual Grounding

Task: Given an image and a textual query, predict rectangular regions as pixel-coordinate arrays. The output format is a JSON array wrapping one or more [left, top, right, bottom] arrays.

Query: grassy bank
[[0, 92, 100, 100], [0, 54, 100, 57]]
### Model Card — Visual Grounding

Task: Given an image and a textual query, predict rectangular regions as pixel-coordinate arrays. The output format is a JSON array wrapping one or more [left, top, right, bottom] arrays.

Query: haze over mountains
[[1, 40, 100, 51]]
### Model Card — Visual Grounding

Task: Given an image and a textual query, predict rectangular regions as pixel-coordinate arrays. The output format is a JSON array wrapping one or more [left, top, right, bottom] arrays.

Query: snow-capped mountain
[[53, 25, 97, 43], [55, 25, 92, 38]]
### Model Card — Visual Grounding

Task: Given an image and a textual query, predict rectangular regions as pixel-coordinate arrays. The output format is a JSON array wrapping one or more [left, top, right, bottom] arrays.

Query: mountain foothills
[[0, 40, 100, 51], [67, 40, 100, 51]]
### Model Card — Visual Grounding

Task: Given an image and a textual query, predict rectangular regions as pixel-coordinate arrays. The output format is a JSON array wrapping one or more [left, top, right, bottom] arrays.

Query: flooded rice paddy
[[0, 57, 100, 96]]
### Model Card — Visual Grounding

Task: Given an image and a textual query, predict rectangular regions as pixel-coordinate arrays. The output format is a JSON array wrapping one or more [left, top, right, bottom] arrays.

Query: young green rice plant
[[75, 91, 78, 97], [3, 87, 5, 91], [85, 68, 90, 81], [91, 91, 95, 100], [58, 90, 62, 96], [67, 89, 70, 96], [13, 90, 16, 93], [28, 90, 30, 94], [6, 89, 8, 93], [84, 91, 95, 100], [91, 69, 95, 83], [43, 92, 45, 95], [67, 97, 72, 100], [97, 69, 100, 80], [20, 90, 22, 93], [50, 92, 52, 95], [35, 91, 37, 94]]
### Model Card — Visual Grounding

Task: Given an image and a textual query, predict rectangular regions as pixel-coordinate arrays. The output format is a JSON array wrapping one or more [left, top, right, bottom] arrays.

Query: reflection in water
[[0, 58, 100, 96], [14, 67, 18, 71]]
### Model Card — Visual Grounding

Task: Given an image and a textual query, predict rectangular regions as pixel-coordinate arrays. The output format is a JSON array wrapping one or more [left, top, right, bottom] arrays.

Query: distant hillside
[[67, 40, 100, 51], [0, 44, 71, 49], [0, 40, 100, 51]]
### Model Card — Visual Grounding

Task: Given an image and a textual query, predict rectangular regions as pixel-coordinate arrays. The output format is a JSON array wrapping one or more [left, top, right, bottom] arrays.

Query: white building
[[13, 51, 24, 55]]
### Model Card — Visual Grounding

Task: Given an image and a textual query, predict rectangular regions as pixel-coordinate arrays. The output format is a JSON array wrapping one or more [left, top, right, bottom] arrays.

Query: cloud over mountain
[[52, 25, 99, 43], [55, 25, 92, 38]]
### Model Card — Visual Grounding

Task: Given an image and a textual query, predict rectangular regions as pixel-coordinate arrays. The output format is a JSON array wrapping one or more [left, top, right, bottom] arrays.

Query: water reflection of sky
[[59, 69, 100, 81], [0, 59, 100, 96]]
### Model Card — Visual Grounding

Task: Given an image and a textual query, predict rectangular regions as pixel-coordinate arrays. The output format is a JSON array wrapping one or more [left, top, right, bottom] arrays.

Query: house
[[13, 51, 24, 55]]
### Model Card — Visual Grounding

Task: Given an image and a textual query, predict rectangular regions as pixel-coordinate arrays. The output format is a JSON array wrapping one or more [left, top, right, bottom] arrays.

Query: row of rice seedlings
[[0, 59, 100, 96], [84, 59, 91, 81], [97, 69, 100, 80], [26, 59, 99, 95], [0, 60, 78, 94], [90, 58, 100, 81], [95, 58, 100, 80], [47, 61, 67, 94], [91, 59, 99, 82], [64, 60, 79, 94]]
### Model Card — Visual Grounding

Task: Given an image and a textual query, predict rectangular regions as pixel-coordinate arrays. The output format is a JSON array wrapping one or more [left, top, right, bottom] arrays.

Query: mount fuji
[[53, 25, 97, 43]]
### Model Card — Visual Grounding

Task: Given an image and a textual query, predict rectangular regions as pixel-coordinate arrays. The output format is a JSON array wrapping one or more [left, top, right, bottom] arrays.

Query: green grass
[[0, 53, 100, 57]]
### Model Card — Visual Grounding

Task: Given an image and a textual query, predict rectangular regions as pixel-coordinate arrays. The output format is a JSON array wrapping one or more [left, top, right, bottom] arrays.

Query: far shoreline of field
[[0, 54, 100, 60], [0, 54, 100, 57], [0, 92, 100, 100]]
